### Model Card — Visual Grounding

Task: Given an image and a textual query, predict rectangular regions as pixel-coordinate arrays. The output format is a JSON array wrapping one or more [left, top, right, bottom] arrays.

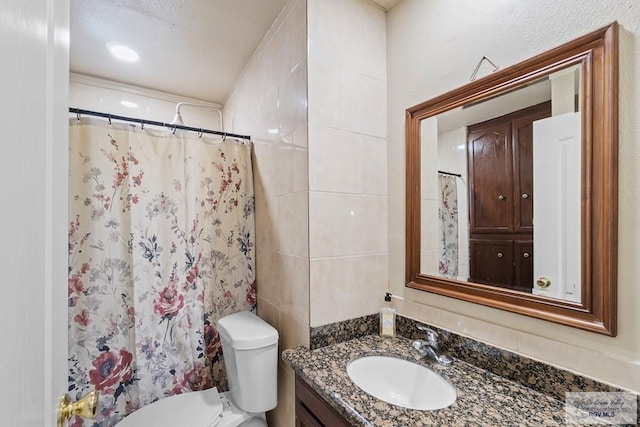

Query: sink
[[346, 356, 456, 410]]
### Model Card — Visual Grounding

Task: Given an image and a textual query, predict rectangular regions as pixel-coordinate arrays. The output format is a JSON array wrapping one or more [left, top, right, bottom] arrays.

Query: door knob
[[536, 277, 551, 288], [521, 193, 529, 199], [523, 252, 530, 258], [57, 391, 98, 427]]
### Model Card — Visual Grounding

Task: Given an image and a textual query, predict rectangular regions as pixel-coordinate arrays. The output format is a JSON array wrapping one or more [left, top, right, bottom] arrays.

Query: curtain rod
[[69, 108, 251, 140], [438, 170, 462, 177]]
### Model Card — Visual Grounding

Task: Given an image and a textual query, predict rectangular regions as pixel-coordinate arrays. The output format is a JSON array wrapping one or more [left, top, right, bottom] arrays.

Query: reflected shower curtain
[[68, 118, 256, 426], [438, 174, 459, 277]]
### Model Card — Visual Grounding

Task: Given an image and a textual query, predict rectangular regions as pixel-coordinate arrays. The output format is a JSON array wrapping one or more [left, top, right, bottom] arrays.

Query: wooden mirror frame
[[405, 23, 618, 336]]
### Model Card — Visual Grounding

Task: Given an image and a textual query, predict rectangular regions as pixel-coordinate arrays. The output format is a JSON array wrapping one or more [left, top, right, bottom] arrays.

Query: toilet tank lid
[[217, 311, 278, 350]]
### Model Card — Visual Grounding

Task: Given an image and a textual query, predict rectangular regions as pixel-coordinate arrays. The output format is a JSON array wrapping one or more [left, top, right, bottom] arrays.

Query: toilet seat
[[116, 388, 224, 427]]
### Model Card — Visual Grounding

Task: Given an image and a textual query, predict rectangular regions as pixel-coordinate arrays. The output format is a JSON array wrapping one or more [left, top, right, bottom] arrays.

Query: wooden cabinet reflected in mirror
[[406, 23, 618, 335]]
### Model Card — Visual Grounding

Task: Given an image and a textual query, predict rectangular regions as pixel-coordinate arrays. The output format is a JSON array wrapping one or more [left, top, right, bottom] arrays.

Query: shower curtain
[[438, 174, 459, 277], [67, 118, 256, 426]]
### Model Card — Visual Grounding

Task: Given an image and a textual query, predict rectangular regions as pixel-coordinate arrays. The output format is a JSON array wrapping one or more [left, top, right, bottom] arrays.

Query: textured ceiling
[[70, 0, 287, 103], [71, 0, 402, 104]]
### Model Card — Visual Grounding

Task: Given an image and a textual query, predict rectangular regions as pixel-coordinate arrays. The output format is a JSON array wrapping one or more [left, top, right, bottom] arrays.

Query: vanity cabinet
[[467, 102, 550, 292], [295, 375, 350, 427]]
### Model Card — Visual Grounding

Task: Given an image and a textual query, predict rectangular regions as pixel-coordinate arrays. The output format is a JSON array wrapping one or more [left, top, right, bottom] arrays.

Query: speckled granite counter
[[283, 335, 567, 426]]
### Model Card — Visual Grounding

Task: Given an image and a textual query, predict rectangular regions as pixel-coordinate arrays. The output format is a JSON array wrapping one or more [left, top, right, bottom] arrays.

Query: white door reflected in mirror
[[532, 111, 581, 302]]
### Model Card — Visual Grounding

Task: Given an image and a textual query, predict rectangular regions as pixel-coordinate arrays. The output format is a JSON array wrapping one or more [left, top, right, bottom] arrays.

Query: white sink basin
[[346, 356, 456, 410]]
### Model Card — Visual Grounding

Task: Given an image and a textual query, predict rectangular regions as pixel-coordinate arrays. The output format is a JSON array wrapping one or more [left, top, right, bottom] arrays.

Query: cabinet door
[[514, 240, 533, 293], [468, 122, 514, 233], [469, 239, 514, 287], [296, 401, 323, 427], [512, 102, 551, 233], [295, 375, 351, 427]]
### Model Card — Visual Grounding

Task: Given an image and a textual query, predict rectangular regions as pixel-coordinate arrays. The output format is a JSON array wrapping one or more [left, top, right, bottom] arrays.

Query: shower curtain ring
[[222, 132, 227, 141], [172, 126, 177, 135], [108, 114, 112, 125], [76, 111, 81, 122], [198, 129, 203, 138], [140, 120, 144, 130]]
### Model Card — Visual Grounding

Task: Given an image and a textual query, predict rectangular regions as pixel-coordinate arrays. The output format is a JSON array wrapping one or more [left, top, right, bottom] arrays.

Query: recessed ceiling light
[[267, 128, 279, 134], [120, 100, 138, 109], [107, 42, 139, 63]]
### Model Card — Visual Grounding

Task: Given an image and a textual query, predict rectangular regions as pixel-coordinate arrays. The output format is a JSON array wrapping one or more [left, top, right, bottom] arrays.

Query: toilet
[[116, 311, 279, 427]]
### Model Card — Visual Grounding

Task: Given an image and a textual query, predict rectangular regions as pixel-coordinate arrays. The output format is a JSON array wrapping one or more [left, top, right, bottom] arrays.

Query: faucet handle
[[416, 325, 439, 343]]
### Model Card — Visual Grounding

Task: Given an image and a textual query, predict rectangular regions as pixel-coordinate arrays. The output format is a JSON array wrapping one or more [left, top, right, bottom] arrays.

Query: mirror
[[421, 64, 583, 301], [405, 23, 618, 335]]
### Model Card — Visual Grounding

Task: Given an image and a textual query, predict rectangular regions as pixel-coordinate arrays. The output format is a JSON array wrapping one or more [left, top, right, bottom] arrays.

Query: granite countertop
[[282, 334, 567, 426]]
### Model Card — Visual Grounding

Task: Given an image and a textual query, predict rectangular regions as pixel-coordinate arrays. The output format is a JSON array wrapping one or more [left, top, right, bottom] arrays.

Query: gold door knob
[[57, 391, 98, 427], [536, 277, 551, 288]]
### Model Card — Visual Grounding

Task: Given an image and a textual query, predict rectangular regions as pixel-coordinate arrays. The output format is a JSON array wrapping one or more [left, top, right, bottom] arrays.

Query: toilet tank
[[217, 311, 279, 413]]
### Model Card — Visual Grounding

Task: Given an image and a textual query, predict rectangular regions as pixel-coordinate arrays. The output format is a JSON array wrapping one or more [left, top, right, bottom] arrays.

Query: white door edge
[[45, 0, 71, 425]]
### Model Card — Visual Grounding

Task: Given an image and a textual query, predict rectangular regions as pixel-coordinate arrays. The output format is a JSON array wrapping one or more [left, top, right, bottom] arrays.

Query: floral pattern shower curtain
[[68, 118, 256, 426], [438, 174, 459, 277]]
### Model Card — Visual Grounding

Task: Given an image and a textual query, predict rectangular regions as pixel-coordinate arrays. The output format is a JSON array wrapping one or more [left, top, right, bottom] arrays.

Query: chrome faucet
[[412, 326, 452, 366]]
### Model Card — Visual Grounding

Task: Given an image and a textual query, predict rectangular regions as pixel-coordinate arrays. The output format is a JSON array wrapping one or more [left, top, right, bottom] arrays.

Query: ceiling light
[[120, 100, 138, 109], [267, 128, 279, 135], [107, 42, 139, 62]]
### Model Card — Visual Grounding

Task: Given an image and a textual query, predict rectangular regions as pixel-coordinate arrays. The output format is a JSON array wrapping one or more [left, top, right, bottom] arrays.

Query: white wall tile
[[280, 60, 308, 137], [224, 5, 310, 427], [339, 70, 387, 138], [310, 254, 388, 326], [279, 254, 310, 323], [307, 0, 388, 327], [278, 191, 309, 257], [307, 59, 340, 128], [307, 0, 341, 64], [289, 0, 307, 71], [309, 192, 387, 258], [308, 0, 386, 81], [308, 124, 387, 195]]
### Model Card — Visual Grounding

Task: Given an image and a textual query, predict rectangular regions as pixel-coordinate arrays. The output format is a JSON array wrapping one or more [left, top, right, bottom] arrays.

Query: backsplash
[[311, 314, 630, 403], [395, 316, 625, 402], [309, 314, 378, 350]]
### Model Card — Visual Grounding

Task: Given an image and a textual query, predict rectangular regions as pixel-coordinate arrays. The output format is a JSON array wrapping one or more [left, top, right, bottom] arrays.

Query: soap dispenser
[[379, 292, 397, 337]]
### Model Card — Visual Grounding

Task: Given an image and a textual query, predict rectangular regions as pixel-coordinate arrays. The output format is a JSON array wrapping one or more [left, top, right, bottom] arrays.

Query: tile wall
[[223, 0, 308, 425], [307, 0, 388, 328], [225, 0, 388, 423]]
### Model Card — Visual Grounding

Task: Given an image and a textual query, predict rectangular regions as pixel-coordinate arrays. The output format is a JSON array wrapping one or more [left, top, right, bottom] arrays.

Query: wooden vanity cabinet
[[467, 102, 550, 292], [295, 375, 351, 427]]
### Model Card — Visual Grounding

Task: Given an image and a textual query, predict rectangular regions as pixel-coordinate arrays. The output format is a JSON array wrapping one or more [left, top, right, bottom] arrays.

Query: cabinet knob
[[498, 194, 505, 200], [521, 193, 529, 199], [523, 252, 530, 258], [536, 277, 551, 288], [497, 252, 503, 258]]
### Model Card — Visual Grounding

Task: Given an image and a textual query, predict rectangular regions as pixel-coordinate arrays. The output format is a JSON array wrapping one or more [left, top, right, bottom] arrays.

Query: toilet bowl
[[116, 311, 278, 427]]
